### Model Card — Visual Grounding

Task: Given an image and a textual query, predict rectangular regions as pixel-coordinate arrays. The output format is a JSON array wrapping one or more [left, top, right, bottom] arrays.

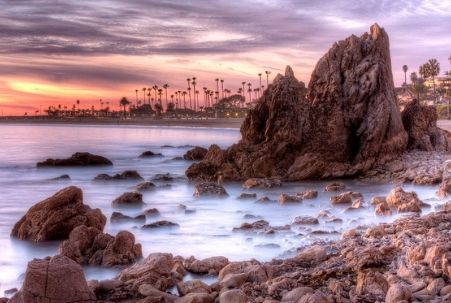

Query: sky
[[0, 0, 450, 115]]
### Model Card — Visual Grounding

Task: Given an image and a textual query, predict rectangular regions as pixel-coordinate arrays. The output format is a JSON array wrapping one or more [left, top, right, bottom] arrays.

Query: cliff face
[[186, 24, 418, 181]]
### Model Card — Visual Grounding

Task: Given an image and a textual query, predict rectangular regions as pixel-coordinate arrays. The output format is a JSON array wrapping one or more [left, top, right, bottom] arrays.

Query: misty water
[[0, 124, 445, 293]]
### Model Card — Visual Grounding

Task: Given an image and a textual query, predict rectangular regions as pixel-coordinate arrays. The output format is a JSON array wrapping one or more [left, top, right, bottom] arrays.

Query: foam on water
[[0, 124, 444, 293]]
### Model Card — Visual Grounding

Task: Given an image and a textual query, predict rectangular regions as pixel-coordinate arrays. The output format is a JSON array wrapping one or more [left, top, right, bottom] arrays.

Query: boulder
[[386, 187, 422, 212], [184, 147, 208, 161], [174, 293, 213, 303], [437, 178, 451, 198], [219, 289, 246, 303], [93, 170, 143, 181], [37, 152, 112, 167], [186, 24, 408, 181], [242, 178, 282, 189], [237, 193, 257, 200], [301, 190, 318, 199], [142, 221, 179, 229], [184, 256, 229, 274], [176, 280, 210, 296], [11, 255, 95, 303], [110, 212, 146, 222], [11, 186, 106, 242], [140, 151, 163, 157], [134, 181, 157, 192], [112, 192, 144, 207], [233, 220, 270, 232], [281, 287, 314, 302], [59, 226, 142, 266], [330, 191, 363, 205], [48, 174, 71, 181], [278, 193, 302, 204], [402, 99, 449, 151], [385, 284, 411, 303], [292, 216, 319, 225], [193, 182, 228, 197], [324, 182, 346, 192]]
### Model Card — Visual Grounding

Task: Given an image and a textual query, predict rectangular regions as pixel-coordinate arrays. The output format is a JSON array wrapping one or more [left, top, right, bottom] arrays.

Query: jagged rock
[[59, 226, 142, 266], [139, 151, 163, 157], [93, 170, 143, 181], [193, 182, 228, 197], [184, 146, 208, 161], [324, 182, 346, 192], [386, 187, 422, 213], [242, 178, 282, 189], [10, 255, 95, 303], [111, 212, 145, 222], [184, 256, 229, 274], [330, 191, 363, 205], [37, 152, 112, 167], [402, 99, 449, 151], [11, 186, 106, 242], [186, 24, 408, 181], [112, 192, 144, 207]]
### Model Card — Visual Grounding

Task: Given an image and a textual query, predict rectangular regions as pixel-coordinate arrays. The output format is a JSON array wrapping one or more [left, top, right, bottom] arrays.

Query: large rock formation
[[11, 186, 106, 241], [37, 152, 112, 167], [186, 23, 408, 181], [401, 99, 448, 151], [9, 255, 95, 303]]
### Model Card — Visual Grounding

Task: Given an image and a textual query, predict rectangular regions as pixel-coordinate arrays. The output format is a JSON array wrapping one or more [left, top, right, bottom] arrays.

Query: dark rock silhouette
[[37, 152, 112, 167], [184, 146, 208, 161], [93, 170, 143, 181], [11, 186, 106, 242]]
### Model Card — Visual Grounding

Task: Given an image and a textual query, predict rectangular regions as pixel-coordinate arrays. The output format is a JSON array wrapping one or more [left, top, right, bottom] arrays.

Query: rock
[[112, 192, 144, 207], [142, 221, 179, 229], [242, 178, 282, 189], [184, 256, 229, 274], [93, 170, 143, 181], [152, 173, 178, 182], [184, 147, 208, 161], [59, 226, 142, 266], [37, 152, 112, 167], [134, 181, 157, 192], [219, 289, 246, 303], [427, 277, 445, 295], [292, 216, 319, 225], [220, 272, 248, 289], [193, 182, 228, 197], [402, 99, 449, 151], [143, 208, 160, 216], [117, 253, 177, 290], [237, 193, 257, 200], [437, 178, 451, 198], [386, 187, 422, 212], [138, 284, 178, 302], [301, 190, 318, 199], [330, 191, 362, 205], [295, 245, 328, 263], [278, 193, 302, 204], [11, 186, 106, 241], [48, 174, 71, 181], [174, 293, 213, 303], [298, 293, 329, 303], [355, 270, 388, 300], [375, 202, 392, 216], [281, 287, 314, 302], [110, 212, 145, 222], [176, 280, 210, 296], [12, 255, 95, 303], [385, 284, 411, 303], [324, 182, 346, 192], [233, 220, 270, 232], [4, 288, 18, 295], [140, 151, 163, 157]]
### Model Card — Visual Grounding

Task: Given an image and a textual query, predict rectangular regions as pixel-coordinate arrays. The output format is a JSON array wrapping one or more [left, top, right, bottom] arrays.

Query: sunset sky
[[0, 0, 450, 115]]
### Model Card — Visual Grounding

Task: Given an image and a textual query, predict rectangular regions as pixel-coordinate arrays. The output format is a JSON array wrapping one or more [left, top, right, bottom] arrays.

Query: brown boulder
[[37, 152, 112, 167], [193, 182, 228, 197], [184, 146, 208, 161], [386, 187, 422, 213], [11, 186, 106, 242], [112, 192, 144, 207], [402, 99, 449, 151], [11, 255, 95, 303], [140, 150, 163, 157], [242, 178, 282, 189], [184, 256, 229, 274], [437, 178, 451, 198], [134, 181, 157, 192], [93, 170, 143, 181]]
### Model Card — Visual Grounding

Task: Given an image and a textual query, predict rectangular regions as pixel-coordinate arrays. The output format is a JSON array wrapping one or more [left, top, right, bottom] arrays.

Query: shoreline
[[0, 117, 244, 129]]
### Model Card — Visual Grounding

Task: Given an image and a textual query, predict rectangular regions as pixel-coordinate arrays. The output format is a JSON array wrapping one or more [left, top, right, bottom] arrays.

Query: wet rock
[[37, 152, 113, 167], [355, 270, 388, 300], [301, 190, 318, 199], [59, 226, 142, 266], [242, 178, 282, 189], [219, 289, 246, 303], [110, 212, 145, 222], [138, 284, 178, 302], [94, 170, 143, 181], [184, 256, 229, 274], [11, 186, 106, 241], [281, 287, 314, 302], [220, 272, 248, 289], [292, 216, 319, 225], [140, 151, 163, 157], [174, 293, 213, 303], [385, 284, 411, 303], [177, 280, 210, 296], [257, 196, 273, 203], [112, 192, 144, 207], [278, 193, 302, 204], [142, 221, 179, 229], [324, 182, 346, 192], [193, 182, 228, 197], [233, 220, 270, 232], [375, 202, 392, 216], [330, 191, 362, 205], [386, 187, 422, 212], [152, 173, 176, 182], [11, 255, 95, 303], [134, 181, 157, 192], [184, 147, 208, 161], [402, 99, 449, 151], [143, 208, 160, 216], [237, 193, 257, 200], [437, 178, 451, 198], [48, 174, 71, 181], [4, 288, 18, 296]]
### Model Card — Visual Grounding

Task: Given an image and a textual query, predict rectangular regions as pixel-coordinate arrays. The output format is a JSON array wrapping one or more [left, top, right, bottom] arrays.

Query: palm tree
[[215, 78, 220, 97], [258, 73, 262, 97], [142, 88, 146, 105], [187, 78, 192, 108], [76, 100, 80, 112], [402, 65, 408, 87], [220, 79, 224, 99], [265, 71, 271, 87], [247, 83, 252, 105], [152, 85, 158, 105], [410, 72, 426, 101], [241, 82, 246, 101], [163, 84, 169, 111], [182, 91, 187, 109], [427, 58, 440, 104], [119, 97, 130, 117], [192, 77, 197, 111], [135, 89, 139, 105], [158, 89, 163, 108]]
